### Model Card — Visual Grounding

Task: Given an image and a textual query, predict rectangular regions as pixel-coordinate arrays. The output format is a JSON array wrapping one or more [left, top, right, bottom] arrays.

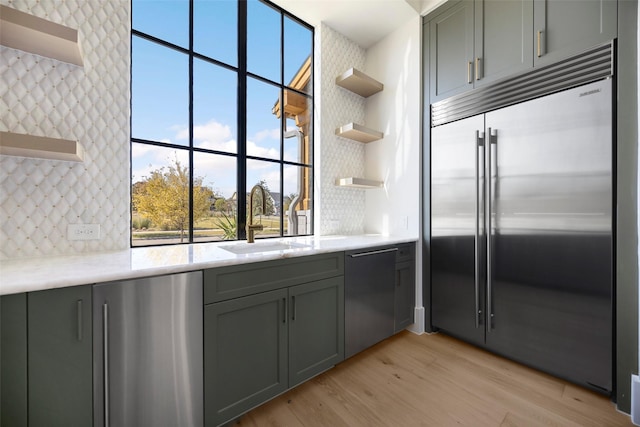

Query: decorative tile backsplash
[[0, 0, 130, 259], [317, 23, 367, 236]]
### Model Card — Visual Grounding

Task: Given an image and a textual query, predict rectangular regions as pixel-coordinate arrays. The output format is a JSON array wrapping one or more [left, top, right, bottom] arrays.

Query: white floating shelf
[[0, 132, 84, 162], [335, 123, 383, 143], [0, 5, 83, 66], [335, 68, 383, 98], [335, 177, 383, 189]]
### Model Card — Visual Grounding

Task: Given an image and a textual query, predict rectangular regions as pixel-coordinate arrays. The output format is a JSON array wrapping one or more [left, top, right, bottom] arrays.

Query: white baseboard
[[632, 374, 640, 425], [407, 307, 425, 335]]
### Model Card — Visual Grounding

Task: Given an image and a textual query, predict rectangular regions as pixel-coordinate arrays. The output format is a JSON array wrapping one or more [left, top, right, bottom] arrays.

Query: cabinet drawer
[[204, 252, 344, 303]]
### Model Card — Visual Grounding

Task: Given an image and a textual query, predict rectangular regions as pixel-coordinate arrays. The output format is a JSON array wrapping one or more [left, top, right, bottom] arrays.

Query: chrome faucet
[[247, 184, 266, 243]]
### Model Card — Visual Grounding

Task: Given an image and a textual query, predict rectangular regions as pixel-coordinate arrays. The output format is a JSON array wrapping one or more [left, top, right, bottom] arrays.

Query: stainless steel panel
[[93, 272, 203, 427], [484, 80, 613, 392], [431, 114, 486, 346]]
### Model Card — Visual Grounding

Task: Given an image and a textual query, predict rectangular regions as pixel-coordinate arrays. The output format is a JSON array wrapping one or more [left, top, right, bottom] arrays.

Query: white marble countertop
[[0, 235, 417, 295]]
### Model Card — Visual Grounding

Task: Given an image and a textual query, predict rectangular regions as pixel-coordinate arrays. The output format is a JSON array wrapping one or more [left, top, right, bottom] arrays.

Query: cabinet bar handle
[[283, 298, 287, 323], [475, 58, 481, 81], [537, 30, 543, 57], [292, 296, 296, 321], [467, 61, 473, 83], [103, 303, 110, 427], [76, 300, 83, 341], [349, 248, 398, 258]]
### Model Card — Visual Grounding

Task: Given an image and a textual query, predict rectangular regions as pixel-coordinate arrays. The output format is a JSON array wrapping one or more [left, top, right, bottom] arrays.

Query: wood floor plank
[[235, 331, 633, 427]]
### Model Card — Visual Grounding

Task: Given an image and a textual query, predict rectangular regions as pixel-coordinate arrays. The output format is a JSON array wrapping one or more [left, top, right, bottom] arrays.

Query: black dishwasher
[[344, 247, 397, 358]]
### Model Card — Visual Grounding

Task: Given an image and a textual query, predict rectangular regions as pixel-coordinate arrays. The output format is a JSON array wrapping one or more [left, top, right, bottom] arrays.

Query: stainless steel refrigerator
[[431, 79, 613, 393]]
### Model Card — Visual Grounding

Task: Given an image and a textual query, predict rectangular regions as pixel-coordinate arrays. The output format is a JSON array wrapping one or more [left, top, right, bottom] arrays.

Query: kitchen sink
[[220, 241, 311, 255]]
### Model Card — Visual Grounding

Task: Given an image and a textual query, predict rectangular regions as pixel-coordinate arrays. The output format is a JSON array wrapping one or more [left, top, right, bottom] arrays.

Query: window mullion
[[188, 0, 195, 243], [237, 0, 248, 240]]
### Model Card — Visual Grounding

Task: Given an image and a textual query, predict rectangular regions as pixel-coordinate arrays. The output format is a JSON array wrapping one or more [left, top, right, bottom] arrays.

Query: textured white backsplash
[[0, 0, 130, 259], [317, 23, 367, 236]]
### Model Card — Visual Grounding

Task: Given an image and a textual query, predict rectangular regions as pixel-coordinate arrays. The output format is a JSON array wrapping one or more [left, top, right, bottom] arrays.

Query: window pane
[[247, 160, 281, 239], [193, 59, 237, 154], [283, 91, 311, 164], [132, 37, 189, 145], [194, 152, 238, 242], [194, 0, 237, 66], [131, 144, 190, 246], [284, 165, 312, 236], [247, 0, 281, 82], [246, 78, 281, 160], [284, 17, 312, 94], [132, 0, 189, 48]]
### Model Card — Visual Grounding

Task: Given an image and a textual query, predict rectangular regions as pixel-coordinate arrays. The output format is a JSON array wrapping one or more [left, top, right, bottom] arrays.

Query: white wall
[[363, 17, 421, 239], [363, 16, 424, 333], [0, 0, 130, 259]]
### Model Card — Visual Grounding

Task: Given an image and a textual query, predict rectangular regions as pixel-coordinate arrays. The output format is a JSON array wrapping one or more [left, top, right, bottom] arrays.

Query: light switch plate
[[68, 224, 101, 241]]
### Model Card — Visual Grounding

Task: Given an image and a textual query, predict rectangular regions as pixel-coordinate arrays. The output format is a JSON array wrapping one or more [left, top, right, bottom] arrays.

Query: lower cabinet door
[[28, 285, 93, 427], [394, 260, 415, 333], [204, 288, 288, 427], [288, 277, 344, 387]]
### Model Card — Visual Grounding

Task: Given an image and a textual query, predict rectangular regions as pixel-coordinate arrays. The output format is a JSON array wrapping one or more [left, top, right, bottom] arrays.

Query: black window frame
[[130, 0, 314, 247]]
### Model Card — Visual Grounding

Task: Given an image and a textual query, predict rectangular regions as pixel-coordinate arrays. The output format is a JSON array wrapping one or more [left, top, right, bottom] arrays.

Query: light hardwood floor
[[236, 331, 633, 426]]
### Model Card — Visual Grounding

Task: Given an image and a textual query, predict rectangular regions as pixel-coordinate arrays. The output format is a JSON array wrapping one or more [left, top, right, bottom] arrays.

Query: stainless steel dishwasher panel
[[93, 271, 203, 427], [345, 248, 397, 358]]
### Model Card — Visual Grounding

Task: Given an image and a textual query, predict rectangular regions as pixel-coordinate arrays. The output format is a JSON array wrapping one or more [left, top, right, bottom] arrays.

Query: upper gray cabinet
[[533, 0, 617, 67], [427, 0, 617, 103], [429, 0, 533, 102], [428, 1, 475, 102]]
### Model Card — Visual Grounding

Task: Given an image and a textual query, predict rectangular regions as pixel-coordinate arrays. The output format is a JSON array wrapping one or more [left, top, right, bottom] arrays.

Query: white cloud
[[246, 139, 279, 159], [253, 128, 279, 142]]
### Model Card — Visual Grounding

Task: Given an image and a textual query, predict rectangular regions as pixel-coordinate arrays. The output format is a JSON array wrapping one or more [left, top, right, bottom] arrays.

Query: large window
[[131, 0, 313, 246]]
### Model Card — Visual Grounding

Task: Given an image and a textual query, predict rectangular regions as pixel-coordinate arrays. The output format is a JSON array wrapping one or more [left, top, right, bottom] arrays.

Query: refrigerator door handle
[[475, 130, 484, 328], [486, 129, 497, 331]]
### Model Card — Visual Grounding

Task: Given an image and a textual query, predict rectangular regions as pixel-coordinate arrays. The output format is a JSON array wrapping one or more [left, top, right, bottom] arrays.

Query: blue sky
[[131, 0, 312, 199]]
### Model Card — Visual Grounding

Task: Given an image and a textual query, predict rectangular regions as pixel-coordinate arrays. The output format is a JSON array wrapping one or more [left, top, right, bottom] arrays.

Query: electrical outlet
[[68, 224, 101, 241]]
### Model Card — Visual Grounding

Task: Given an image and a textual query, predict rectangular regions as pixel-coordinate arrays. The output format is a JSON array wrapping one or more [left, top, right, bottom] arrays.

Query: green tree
[[214, 197, 229, 213], [133, 158, 211, 242]]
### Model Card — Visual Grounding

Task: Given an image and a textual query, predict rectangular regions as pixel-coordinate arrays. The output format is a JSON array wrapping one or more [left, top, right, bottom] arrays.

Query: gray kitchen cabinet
[[533, 0, 617, 67], [28, 285, 93, 427], [288, 277, 344, 387], [429, 0, 532, 102], [428, 1, 475, 102], [394, 243, 416, 333], [0, 287, 93, 427], [205, 289, 288, 427], [428, 0, 617, 103], [1, 293, 28, 427], [474, 0, 533, 87], [204, 252, 345, 427]]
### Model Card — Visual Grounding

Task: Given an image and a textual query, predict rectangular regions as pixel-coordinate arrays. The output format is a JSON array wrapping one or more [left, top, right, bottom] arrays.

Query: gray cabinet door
[[474, 0, 533, 86], [288, 277, 344, 387], [205, 288, 288, 427], [394, 260, 415, 333], [1, 293, 28, 427], [429, 0, 475, 102], [28, 285, 93, 427], [533, 0, 617, 67]]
